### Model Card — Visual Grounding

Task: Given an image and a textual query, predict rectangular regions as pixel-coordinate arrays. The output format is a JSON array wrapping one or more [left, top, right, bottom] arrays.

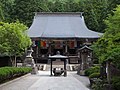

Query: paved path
[[0, 71, 90, 90]]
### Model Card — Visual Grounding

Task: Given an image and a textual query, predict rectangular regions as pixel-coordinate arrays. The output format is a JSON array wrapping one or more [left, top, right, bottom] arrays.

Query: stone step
[[36, 64, 79, 71]]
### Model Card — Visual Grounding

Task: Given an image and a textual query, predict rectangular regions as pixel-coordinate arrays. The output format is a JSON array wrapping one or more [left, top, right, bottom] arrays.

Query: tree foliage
[[80, 0, 109, 32], [0, 5, 4, 21], [0, 0, 15, 22], [11, 0, 50, 26], [0, 22, 31, 56], [92, 5, 120, 69]]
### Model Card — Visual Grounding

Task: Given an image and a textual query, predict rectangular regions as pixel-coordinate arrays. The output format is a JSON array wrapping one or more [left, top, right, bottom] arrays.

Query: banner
[[35, 40, 40, 47], [55, 41, 63, 48], [41, 40, 47, 47], [69, 41, 74, 48]]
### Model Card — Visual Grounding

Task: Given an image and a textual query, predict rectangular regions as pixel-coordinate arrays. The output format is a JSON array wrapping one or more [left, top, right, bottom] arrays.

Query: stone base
[[80, 70, 85, 75], [24, 58, 35, 67], [103, 84, 114, 90], [24, 57, 38, 74], [31, 67, 38, 74]]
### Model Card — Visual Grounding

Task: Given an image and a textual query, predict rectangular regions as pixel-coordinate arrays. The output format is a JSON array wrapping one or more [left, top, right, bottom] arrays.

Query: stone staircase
[[36, 63, 79, 71], [36, 58, 79, 71]]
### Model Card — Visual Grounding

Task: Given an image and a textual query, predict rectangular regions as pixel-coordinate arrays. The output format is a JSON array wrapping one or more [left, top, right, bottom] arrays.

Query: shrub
[[89, 73, 100, 78], [111, 76, 120, 90], [85, 66, 100, 76], [91, 78, 104, 90], [0, 67, 32, 83]]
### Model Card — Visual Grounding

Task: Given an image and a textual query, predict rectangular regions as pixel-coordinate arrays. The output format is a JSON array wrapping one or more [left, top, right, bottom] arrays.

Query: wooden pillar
[[74, 39, 77, 48], [65, 41, 68, 54], [50, 59, 53, 76], [36, 46, 39, 58], [48, 40, 52, 55]]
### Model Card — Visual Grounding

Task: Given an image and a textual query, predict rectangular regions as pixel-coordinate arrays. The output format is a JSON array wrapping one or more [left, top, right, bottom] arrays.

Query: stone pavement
[[0, 71, 90, 90]]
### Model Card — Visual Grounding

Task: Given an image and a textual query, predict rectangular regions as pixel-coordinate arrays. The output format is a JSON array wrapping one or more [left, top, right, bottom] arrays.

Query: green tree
[[0, 0, 15, 22], [64, 0, 81, 12], [49, 0, 65, 12], [79, 0, 110, 32], [11, 0, 50, 27], [48, 0, 81, 12], [0, 5, 4, 21], [92, 5, 120, 68], [0, 22, 31, 66]]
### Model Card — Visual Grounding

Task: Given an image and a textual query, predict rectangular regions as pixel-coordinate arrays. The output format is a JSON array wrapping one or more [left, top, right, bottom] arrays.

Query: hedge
[[89, 72, 100, 78], [84, 66, 100, 76], [0, 67, 32, 83]]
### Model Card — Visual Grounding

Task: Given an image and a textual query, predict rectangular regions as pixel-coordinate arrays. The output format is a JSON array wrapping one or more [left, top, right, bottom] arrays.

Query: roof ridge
[[35, 12, 83, 16]]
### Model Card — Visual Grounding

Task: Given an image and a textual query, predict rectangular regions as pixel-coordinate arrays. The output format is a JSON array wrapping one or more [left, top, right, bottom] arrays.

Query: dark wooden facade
[[31, 38, 96, 64]]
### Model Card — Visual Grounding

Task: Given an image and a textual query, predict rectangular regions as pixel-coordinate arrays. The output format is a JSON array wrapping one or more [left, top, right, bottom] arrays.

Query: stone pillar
[[50, 59, 53, 76], [64, 59, 67, 77]]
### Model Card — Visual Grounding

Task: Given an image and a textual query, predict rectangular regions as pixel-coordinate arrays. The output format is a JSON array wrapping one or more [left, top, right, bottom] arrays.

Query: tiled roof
[[28, 12, 103, 39]]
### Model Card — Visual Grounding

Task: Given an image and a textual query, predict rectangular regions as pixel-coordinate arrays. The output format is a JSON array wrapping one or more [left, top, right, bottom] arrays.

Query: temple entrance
[[51, 40, 64, 55], [53, 49, 64, 55], [40, 48, 48, 55], [68, 48, 76, 55]]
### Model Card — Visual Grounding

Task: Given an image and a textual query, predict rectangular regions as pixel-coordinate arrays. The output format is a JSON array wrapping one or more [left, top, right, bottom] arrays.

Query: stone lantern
[[77, 45, 92, 75], [23, 48, 37, 74]]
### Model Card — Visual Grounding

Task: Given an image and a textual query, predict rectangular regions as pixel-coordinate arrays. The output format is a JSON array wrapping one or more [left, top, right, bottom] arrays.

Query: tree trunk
[[10, 56, 17, 67], [14, 56, 16, 67]]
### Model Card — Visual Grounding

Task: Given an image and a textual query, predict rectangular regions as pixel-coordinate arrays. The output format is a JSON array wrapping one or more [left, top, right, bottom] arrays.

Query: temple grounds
[[0, 71, 90, 90]]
